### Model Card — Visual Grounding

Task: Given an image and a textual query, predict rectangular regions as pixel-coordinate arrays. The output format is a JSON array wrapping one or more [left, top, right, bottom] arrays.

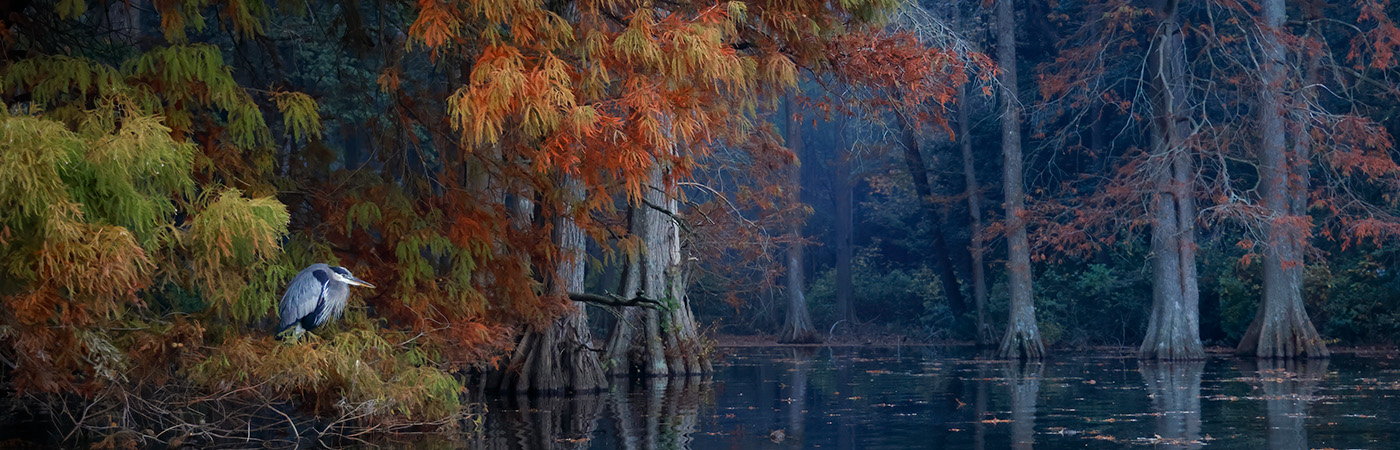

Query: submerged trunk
[[994, 0, 1044, 359], [1140, 361, 1205, 450], [497, 176, 607, 394], [606, 165, 712, 377], [958, 79, 993, 348], [1237, 0, 1328, 359], [779, 97, 817, 343], [896, 115, 969, 320], [1140, 0, 1203, 361]]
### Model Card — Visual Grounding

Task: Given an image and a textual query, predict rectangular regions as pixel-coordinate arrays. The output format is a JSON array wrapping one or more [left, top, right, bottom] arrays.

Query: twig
[[568, 292, 662, 308]]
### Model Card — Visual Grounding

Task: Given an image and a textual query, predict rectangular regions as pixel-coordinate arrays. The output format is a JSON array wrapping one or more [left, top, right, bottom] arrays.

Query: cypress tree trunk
[[1140, 0, 1203, 361], [896, 115, 969, 320], [606, 164, 711, 377], [1237, 0, 1328, 359], [994, 0, 1044, 359], [958, 79, 993, 348], [604, 205, 646, 377], [497, 176, 607, 394], [779, 96, 817, 343]]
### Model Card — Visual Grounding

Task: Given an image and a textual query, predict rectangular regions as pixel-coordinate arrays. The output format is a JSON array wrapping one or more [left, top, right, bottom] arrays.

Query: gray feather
[[277, 263, 333, 333]]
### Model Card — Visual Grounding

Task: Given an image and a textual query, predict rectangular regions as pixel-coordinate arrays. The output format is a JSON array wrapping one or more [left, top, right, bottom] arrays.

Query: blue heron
[[276, 263, 375, 339]]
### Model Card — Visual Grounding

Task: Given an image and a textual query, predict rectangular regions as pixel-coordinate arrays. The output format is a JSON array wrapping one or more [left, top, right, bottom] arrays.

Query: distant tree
[[994, 0, 1045, 359], [823, 0, 993, 338], [780, 95, 818, 343], [832, 118, 857, 328], [956, 54, 994, 347]]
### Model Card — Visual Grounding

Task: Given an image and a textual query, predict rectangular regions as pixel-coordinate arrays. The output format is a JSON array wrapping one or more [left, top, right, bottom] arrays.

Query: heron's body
[[277, 263, 374, 338]]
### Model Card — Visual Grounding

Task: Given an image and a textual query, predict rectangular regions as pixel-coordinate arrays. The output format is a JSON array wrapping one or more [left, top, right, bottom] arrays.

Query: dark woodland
[[5, 0, 1400, 447]]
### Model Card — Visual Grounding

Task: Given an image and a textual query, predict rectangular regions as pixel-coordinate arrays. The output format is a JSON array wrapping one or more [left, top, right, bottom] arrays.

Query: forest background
[[5, 0, 1400, 443]]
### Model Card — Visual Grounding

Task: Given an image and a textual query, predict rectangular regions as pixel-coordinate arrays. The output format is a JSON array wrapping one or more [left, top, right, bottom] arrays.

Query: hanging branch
[[567, 291, 664, 308]]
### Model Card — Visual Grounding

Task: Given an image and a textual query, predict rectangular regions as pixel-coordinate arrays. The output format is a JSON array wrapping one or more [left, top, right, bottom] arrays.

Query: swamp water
[[458, 346, 1400, 449], [7, 347, 1400, 449]]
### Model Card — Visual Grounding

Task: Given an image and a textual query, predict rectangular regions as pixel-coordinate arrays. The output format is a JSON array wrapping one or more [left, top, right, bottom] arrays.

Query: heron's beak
[[347, 276, 376, 288]]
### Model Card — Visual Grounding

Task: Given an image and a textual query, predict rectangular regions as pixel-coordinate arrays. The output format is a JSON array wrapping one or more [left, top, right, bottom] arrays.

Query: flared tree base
[[997, 326, 1045, 360]]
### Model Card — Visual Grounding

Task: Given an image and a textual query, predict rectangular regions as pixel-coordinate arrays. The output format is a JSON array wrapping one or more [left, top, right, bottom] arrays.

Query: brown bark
[[779, 96, 817, 343], [606, 163, 711, 377], [496, 176, 607, 395], [603, 205, 645, 377], [1140, 0, 1204, 361], [994, 0, 1045, 360], [895, 115, 969, 319], [1237, 0, 1328, 359], [958, 78, 993, 348], [1140, 361, 1204, 450]]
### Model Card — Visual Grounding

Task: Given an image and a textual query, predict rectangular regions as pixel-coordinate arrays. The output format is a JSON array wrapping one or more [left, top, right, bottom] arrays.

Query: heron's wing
[[308, 281, 348, 329], [277, 266, 330, 332]]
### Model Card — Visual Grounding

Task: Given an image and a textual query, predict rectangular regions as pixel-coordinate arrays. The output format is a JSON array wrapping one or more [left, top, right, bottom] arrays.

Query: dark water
[[461, 347, 1400, 450]]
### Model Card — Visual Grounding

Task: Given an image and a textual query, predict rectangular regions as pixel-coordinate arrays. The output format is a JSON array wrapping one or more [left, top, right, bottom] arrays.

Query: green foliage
[[0, 106, 191, 283], [1205, 256, 1260, 344], [188, 189, 291, 322], [1027, 262, 1151, 347], [808, 247, 942, 330], [123, 44, 271, 147], [273, 91, 324, 141], [1312, 251, 1400, 344]]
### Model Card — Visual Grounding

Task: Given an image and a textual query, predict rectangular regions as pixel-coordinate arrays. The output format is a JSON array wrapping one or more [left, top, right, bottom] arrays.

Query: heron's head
[[331, 266, 376, 288]]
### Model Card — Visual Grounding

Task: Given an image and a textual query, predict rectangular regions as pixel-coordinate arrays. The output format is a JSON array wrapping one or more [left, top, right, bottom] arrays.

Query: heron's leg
[[276, 325, 307, 343]]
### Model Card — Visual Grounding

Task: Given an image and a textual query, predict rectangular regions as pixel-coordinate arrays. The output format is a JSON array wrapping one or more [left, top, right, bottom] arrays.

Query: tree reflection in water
[[785, 348, 813, 445], [1005, 361, 1043, 450], [1140, 361, 1205, 450], [471, 376, 709, 450], [1242, 358, 1329, 450], [412, 349, 1375, 450]]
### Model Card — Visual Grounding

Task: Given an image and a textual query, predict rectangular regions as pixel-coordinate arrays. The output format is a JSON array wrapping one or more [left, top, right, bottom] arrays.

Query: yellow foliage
[[188, 189, 291, 322], [188, 328, 463, 423], [272, 91, 324, 141]]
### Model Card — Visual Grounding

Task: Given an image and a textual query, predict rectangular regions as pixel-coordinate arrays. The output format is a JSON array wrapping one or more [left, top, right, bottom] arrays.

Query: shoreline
[[709, 334, 1400, 356]]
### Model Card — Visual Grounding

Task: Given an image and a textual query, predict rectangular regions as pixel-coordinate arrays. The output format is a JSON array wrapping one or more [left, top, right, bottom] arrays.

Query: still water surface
[[467, 346, 1400, 449]]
